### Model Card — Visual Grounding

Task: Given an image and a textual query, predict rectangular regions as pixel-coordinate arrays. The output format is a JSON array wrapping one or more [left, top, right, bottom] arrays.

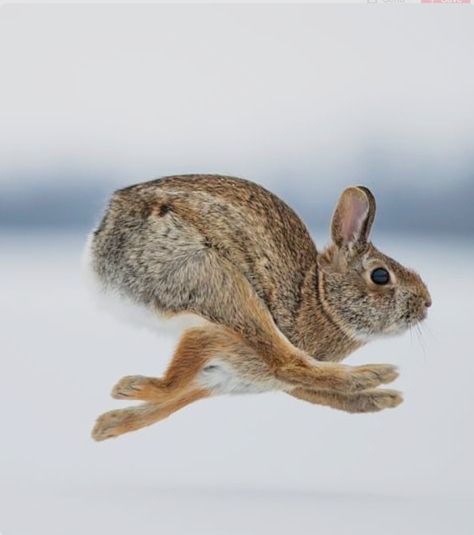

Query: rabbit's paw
[[91, 406, 149, 441], [346, 364, 399, 392], [349, 388, 403, 413], [111, 375, 163, 400]]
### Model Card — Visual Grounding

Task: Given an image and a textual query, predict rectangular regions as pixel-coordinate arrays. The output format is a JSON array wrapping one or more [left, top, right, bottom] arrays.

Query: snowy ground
[[1, 231, 473, 534]]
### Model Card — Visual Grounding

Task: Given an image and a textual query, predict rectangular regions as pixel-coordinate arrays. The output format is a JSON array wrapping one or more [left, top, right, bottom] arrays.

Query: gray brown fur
[[87, 174, 431, 441]]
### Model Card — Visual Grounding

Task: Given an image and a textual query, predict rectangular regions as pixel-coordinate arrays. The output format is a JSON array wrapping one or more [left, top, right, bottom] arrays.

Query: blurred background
[[1, 4, 473, 535]]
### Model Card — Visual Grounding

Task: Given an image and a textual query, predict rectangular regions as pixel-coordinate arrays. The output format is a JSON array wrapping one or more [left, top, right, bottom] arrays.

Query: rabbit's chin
[[355, 318, 424, 342]]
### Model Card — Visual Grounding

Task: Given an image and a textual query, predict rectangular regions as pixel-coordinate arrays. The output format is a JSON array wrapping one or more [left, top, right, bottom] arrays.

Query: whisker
[[421, 321, 437, 342], [415, 323, 427, 360]]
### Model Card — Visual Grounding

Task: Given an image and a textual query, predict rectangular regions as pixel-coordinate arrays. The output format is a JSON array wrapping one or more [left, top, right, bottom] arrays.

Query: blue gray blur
[[1, 4, 473, 237]]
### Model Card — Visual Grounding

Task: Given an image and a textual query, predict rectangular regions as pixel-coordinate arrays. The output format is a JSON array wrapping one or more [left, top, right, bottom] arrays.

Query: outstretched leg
[[111, 322, 398, 403], [110, 325, 284, 404], [92, 390, 207, 441], [92, 326, 219, 441], [91, 324, 402, 441], [92, 324, 272, 441], [93, 383, 403, 441], [289, 387, 403, 413]]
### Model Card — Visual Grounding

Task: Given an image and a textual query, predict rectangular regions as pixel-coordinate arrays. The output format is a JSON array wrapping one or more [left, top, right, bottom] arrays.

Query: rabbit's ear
[[331, 186, 376, 248]]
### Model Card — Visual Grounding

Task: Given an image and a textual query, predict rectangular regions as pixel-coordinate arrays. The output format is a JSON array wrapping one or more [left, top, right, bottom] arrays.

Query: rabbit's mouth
[[369, 305, 428, 339], [391, 307, 428, 334], [394, 290, 431, 331]]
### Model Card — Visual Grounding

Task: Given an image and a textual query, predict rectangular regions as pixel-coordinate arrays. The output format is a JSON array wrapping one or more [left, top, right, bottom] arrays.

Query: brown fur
[[88, 175, 430, 440]]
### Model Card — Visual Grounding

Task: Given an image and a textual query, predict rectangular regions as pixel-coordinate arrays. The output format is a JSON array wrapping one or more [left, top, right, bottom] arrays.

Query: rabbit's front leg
[[173, 253, 400, 394], [271, 358, 399, 394], [289, 386, 403, 413]]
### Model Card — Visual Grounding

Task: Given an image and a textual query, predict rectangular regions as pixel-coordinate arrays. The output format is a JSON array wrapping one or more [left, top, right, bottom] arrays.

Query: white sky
[[0, 4, 473, 190]]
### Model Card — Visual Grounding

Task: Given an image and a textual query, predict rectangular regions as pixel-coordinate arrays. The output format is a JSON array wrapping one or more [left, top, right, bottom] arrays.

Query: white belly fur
[[197, 359, 281, 395]]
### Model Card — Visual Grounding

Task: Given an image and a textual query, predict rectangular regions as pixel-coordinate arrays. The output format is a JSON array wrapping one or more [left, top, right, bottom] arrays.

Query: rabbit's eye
[[371, 268, 390, 285]]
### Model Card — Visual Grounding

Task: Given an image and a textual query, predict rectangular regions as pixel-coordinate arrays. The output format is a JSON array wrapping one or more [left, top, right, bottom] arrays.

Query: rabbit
[[86, 174, 431, 441]]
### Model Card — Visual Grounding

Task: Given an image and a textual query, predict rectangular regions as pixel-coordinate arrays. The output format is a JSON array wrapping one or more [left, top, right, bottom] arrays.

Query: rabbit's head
[[318, 186, 431, 341]]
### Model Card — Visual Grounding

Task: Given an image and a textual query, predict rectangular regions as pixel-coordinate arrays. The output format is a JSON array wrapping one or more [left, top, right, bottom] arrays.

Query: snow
[[0, 231, 473, 534]]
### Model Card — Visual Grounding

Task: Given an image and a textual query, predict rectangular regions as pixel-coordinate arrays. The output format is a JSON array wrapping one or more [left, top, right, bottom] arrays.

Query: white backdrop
[[1, 4, 472, 193], [1, 3, 473, 534], [0, 232, 472, 534]]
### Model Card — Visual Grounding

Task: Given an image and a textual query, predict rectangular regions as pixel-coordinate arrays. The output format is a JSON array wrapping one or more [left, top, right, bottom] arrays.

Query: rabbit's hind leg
[[111, 375, 167, 401], [111, 324, 280, 403], [111, 325, 209, 402], [92, 325, 275, 441], [92, 327, 212, 440], [91, 389, 208, 441]]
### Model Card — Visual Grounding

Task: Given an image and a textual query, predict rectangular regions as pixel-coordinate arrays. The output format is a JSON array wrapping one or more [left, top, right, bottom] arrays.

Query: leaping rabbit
[[85, 175, 431, 441]]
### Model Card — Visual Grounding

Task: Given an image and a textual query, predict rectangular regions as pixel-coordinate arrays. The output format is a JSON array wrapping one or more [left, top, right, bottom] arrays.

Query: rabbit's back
[[154, 175, 316, 332], [93, 174, 318, 340]]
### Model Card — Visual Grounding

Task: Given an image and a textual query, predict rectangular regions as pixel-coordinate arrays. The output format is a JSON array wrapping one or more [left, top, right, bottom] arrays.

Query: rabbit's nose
[[425, 296, 432, 308]]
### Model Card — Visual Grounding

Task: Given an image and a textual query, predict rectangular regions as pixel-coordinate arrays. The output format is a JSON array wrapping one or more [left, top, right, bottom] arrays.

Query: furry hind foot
[[111, 375, 167, 401], [92, 405, 160, 441], [92, 389, 208, 441]]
